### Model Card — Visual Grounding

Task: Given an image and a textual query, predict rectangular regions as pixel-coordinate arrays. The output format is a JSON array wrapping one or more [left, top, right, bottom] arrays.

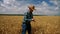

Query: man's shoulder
[[24, 11, 29, 15], [24, 11, 29, 14]]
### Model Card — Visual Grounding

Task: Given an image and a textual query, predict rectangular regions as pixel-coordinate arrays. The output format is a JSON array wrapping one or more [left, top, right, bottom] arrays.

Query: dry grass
[[0, 16, 60, 34]]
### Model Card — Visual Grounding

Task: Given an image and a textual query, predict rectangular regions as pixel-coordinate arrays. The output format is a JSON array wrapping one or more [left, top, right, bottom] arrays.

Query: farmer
[[22, 5, 35, 34]]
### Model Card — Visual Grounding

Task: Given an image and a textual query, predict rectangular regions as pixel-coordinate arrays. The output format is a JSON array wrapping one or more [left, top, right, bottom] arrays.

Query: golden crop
[[0, 16, 60, 34]]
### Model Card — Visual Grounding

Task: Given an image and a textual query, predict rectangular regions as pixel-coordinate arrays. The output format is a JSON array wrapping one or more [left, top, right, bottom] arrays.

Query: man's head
[[28, 5, 35, 12]]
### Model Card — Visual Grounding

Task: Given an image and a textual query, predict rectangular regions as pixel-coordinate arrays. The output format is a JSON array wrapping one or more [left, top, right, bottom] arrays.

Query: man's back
[[23, 11, 33, 24]]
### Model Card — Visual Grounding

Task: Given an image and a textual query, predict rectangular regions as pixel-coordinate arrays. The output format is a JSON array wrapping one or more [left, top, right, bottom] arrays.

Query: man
[[22, 5, 35, 34]]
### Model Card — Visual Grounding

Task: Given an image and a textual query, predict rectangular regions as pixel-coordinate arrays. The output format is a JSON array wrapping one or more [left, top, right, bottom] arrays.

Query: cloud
[[0, 0, 60, 15], [33, 1, 59, 15]]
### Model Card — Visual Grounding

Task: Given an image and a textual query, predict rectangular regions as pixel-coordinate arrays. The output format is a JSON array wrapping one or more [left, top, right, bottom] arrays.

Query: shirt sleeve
[[24, 12, 32, 21]]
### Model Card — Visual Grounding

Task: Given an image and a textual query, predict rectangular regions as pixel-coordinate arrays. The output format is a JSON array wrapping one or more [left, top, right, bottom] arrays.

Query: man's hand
[[32, 19, 35, 22]]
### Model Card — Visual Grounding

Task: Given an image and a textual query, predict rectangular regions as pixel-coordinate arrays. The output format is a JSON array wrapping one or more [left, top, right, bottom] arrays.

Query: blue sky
[[0, 0, 60, 16], [16, 0, 56, 6]]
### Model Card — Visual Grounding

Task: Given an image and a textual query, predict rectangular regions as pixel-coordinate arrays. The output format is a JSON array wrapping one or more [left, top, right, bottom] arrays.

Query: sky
[[0, 0, 60, 16]]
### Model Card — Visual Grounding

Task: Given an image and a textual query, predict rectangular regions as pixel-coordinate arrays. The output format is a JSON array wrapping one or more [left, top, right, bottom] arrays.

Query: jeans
[[22, 23, 31, 34]]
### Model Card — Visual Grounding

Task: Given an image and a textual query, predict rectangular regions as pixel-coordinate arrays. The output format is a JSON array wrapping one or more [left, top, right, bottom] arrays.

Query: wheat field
[[0, 16, 60, 34]]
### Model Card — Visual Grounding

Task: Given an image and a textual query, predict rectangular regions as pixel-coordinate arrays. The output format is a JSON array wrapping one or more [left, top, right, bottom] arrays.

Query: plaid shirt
[[23, 11, 33, 24]]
